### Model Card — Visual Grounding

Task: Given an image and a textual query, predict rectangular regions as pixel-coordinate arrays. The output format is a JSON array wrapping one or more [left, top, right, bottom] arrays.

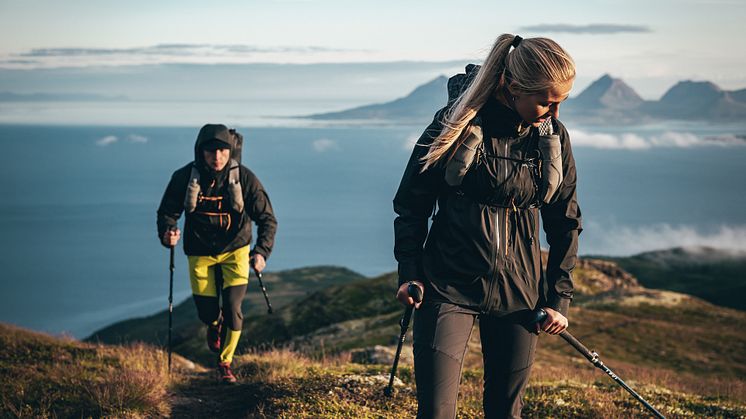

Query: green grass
[[67, 257, 746, 417], [168, 349, 744, 418], [0, 323, 172, 418]]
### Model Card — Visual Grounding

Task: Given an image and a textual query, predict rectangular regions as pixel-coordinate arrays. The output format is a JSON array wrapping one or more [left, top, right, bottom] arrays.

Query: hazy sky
[[2, 0, 746, 98]]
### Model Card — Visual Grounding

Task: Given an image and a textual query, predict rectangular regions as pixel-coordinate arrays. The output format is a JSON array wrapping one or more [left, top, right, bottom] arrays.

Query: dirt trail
[[169, 368, 271, 418]]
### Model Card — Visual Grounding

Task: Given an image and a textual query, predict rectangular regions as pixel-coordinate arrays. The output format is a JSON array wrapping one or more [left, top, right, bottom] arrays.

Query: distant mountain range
[[304, 76, 448, 122], [304, 73, 746, 124]]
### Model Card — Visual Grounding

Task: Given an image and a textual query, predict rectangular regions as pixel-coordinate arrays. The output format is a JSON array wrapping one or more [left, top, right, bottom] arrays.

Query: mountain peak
[[305, 75, 448, 121], [573, 74, 643, 109], [660, 80, 723, 104]]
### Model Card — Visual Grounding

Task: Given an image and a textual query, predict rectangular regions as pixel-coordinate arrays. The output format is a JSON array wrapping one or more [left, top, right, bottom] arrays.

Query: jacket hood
[[194, 124, 236, 164]]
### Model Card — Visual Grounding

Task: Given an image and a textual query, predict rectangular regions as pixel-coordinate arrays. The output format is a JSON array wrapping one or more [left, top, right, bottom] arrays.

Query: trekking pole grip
[[407, 282, 423, 304]]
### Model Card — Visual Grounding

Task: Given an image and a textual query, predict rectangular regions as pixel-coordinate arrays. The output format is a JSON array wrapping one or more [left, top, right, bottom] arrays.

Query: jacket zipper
[[504, 207, 509, 257], [484, 137, 502, 313], [505, 196, 517, 259], [504, 142, 508, 181], [483, 205, 499, 313]]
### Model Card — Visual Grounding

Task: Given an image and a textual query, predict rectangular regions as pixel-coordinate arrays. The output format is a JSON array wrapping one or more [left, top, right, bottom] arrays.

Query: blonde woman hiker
[[158, 124, 277, 384], [393, 34, 582, 418]]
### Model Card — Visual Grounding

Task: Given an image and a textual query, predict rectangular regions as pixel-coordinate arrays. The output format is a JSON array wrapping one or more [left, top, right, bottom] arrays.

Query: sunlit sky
[[2, 0, 746, 98]]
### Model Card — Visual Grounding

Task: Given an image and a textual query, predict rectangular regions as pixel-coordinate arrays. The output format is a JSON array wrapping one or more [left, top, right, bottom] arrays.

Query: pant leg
[[188, 255, 221, 325], [217, 248, 248, 363], [413, 302, 477, 419], [479, 311, 539, 419], [221, 284, 247, 331], [216, 246, 250, 332]]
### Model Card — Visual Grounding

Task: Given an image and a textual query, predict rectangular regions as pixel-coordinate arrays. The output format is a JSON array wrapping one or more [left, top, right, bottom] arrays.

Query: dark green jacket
[[393, 65, 581, 316]]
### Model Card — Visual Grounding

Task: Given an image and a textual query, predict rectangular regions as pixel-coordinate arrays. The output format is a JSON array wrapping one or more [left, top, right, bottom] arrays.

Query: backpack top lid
[[228, 128, 243, 164]]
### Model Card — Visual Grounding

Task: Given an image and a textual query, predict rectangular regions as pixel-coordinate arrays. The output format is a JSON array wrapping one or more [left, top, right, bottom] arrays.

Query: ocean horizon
[[1, 120, 744, 338]]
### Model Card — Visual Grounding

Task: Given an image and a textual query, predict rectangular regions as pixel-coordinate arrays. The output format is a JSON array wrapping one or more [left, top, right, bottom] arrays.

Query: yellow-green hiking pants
[[188, 245, 250, 364]]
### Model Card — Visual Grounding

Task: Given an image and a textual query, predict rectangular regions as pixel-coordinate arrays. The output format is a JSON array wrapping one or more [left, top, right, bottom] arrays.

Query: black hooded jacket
[[157, 125, 277, 258], [393, 65, 582, 316]]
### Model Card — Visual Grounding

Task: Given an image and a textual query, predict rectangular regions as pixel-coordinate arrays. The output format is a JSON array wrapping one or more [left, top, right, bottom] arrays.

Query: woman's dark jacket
[[393, 65, 582, 316], [157, 129, 277, 258]]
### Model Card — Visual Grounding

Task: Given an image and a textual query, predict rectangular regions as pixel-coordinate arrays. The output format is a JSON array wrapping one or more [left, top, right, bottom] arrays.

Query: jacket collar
[[479, 97, 531, 137]]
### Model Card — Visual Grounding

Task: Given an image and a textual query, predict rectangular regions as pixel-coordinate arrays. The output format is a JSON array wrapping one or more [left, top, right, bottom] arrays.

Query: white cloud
[[2, 44, 378, 69], [517, 24, 652, 34], [569, 129, 746, 149], [403, 132, 421, 150], [585, 222, 746, 255], [127, 134, 148, 143], [96, 135, 118, 146], [312, 138, 339, 152]]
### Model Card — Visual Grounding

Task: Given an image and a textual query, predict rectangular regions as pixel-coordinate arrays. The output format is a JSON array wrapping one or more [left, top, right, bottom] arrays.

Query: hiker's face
[[510, 78, 574, 127], [203, 148, 230, 171]]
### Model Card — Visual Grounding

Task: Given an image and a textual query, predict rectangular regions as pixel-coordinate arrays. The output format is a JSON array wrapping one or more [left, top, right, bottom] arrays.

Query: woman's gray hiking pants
[[413, 302, 539, 419]]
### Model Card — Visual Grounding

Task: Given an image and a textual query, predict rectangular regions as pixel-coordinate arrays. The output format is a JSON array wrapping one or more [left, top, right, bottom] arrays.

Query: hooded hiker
[[393, 34, 581, 418], [157, 123, 277, 384]]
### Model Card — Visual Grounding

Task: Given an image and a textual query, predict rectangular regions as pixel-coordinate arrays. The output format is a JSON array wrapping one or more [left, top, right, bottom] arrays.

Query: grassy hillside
[[7, 324, 740, 418], [594, 246, 746, 311], [0, 323, 182, 418], [5, 254, 746, 417], [240, 271, 401, 350], [87, 266, 365, 363], [175, 349, 744, 418]]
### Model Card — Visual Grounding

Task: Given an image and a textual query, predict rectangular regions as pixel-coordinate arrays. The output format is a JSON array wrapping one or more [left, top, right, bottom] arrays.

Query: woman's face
[[511, 78, 574, 127]]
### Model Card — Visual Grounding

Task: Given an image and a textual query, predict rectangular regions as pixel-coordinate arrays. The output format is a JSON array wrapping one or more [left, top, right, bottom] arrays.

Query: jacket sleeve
[[540, 122, 582, 316], [393, 108, 447, 287], [244, 170, 277, 259], [156, 170, 187, 247]]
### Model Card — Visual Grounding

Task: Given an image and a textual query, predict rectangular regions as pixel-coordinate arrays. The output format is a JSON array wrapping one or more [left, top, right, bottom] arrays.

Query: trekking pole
[[254, 269, 273, 314], [384, 282, 423, 397], [167, 239, 175, 375], [532, 309, 666, 419]]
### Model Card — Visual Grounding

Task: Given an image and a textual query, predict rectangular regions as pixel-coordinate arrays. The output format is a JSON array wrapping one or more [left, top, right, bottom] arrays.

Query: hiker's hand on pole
[[396, 281, 424, 309], [251, 253, 266, 273], [538, 307, 568, 335], [162, 228, 180, 248]]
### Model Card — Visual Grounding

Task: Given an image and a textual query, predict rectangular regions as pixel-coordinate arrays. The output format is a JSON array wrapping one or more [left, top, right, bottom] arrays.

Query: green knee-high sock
[[219, 329, 241, 364]]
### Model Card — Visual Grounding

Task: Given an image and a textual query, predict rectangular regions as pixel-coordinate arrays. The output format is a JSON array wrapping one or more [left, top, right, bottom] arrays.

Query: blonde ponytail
[[420, 34, 575, 171]]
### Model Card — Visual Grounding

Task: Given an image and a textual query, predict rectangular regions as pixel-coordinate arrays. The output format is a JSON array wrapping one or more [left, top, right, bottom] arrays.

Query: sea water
[[0, 122, 744, 337]]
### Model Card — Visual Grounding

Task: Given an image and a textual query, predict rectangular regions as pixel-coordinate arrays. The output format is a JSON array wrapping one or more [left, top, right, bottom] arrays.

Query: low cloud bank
[[584, 222, 746, 255], [570, 130, 745, 149]]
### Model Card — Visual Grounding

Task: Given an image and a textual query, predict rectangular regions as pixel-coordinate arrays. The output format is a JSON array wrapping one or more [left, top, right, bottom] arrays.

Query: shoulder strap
[[227, 159, 244, 213], [184, 163, 201, 213]]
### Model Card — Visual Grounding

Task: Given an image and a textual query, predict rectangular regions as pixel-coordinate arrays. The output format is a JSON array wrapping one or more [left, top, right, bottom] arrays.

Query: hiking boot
[[206, 321, 222, 353], [217, 362, 237, 384]]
